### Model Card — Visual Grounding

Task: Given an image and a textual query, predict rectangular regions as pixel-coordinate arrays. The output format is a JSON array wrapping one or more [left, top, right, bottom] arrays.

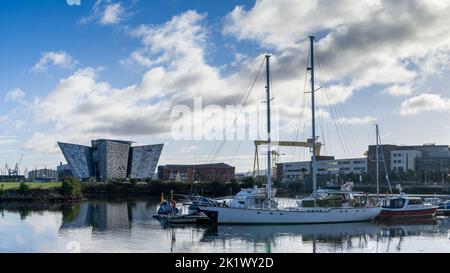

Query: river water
[[0, 198, 449, 253]]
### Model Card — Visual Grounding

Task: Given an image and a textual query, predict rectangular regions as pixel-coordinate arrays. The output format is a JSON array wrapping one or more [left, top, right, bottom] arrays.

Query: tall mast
[[376, 124, 379, 199], [309, 36, 317, 206], [265, 55, 272, 204]]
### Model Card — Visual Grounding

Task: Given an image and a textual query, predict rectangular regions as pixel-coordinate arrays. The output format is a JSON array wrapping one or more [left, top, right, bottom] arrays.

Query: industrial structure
[[1, 155, 25, 182], [157, 163, 235, 183], [58, 139, 163, 181]]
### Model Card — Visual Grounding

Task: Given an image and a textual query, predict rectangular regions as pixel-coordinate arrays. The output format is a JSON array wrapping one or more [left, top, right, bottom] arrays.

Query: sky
[[2, 0, 450, 174]]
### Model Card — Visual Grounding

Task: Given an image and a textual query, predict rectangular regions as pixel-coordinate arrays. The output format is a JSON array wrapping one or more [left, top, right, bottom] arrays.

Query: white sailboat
[[196, 36, 382, 224]]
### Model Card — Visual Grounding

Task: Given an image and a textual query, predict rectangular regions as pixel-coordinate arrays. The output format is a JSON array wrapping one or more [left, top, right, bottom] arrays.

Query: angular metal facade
[[58, 142, 94, 180], [129, 144, 164, 179], [94, 140, 130, 181], [58, 140, 163, 181]]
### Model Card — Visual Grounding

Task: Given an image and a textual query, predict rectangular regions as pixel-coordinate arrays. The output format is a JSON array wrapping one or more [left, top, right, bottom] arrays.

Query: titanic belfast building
[[58, 139, 163, 181]]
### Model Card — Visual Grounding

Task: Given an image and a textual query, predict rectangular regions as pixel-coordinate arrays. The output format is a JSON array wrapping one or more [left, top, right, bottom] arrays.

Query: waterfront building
[[0, 175, 25, 182], [57, 163, 73, 181], [28, 168, 58, 182], [157, 163, 235, 183], [276, 157, 367, 182], [367, 143, 450, 181], [58, 139, 163, 182]]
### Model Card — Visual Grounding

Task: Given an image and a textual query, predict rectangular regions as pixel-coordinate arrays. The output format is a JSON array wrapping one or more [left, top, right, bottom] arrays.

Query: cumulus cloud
[[382, 84, 414, 97], [224, 0, 450, 100], [30, 51, 77, 73], [400, 93, 450, 115], [80, 0, 127, 25], [25, 11, 248, 153], [5, 88, 26, 102], [66, 0, 81, 6], [24, 2, 450, 154]]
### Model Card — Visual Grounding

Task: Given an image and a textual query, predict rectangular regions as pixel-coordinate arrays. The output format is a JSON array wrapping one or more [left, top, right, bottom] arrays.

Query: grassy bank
[[0, 182, 61, 190], [0, 179, 81, 202]]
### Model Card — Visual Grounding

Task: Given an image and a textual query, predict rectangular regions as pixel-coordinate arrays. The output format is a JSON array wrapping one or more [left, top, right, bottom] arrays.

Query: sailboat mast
[[376, 124, 379, 198], [309, 36, 317, 205], [265, 55, 272, 204]]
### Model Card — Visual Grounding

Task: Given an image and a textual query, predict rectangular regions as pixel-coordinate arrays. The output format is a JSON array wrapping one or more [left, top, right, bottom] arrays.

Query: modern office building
[[58, 139, 163, 181], [276, 157, 367, 182], [157, 163, 235, 183], [367, 143, 450, 180]]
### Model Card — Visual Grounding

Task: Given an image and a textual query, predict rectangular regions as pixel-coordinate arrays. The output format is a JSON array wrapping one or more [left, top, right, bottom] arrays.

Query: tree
[[61, 177, 82, 198], [19, 182, 30, 192]]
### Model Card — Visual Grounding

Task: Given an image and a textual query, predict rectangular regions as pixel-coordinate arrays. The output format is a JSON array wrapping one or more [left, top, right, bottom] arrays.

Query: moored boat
[[196, 37, 382, 224], [377, 193, 438, 220], [436, 200, 450, 215]]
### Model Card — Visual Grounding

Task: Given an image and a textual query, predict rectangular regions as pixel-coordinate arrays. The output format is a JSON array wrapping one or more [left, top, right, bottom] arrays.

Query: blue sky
[[1, 0, 450, 174]]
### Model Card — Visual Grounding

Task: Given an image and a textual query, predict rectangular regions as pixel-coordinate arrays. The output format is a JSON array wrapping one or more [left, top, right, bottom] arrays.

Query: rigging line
[[317, 63, 349, 158], [291, 46, 311, 162], [209, 57, 265, 163], [377, 130, 393, 194], [230, 84, 267, 165], [292, 81, 309, 162], [206, 141, 219, 162], [210, 57, 266, 163], [230, 78, 268, 165], [314, 44, 350, 159], [209, 58, 264, 163], [315, 43, 360, 157], [318, 109, 328, 155], [314, 46, 352, 157]]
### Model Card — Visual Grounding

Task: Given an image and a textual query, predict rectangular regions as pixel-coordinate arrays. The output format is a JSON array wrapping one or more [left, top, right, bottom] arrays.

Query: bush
[[19, 182, 30, 192], [61, 177, 82, 198], [130, 179, 138, 186]]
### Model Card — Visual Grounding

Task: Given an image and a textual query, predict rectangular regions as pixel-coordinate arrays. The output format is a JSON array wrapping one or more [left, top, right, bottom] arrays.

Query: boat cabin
[[382, 197, 424, 209], [229, 186, 277, 209]]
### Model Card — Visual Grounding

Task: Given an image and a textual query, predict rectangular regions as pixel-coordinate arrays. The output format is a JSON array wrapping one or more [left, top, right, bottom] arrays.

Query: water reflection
[[0, 199, 449, 253]]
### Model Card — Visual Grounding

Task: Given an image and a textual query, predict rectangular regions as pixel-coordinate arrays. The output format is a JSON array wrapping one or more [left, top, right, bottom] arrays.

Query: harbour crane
[[252, 139, 322, 177], [5, 154, 24, 176]]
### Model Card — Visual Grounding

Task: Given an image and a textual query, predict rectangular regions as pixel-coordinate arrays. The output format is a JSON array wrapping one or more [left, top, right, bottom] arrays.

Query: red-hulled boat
[[377, 194, 438, 220]]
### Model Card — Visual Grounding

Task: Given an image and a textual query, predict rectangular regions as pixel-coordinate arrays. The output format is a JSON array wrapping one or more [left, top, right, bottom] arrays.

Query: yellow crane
[[253, 139, 322, 177]]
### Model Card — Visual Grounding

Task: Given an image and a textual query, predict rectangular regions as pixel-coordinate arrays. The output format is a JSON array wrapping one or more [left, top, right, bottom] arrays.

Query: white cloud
[[25, 4, 450, 155], [30, 51, 77, 73], [382, 85, 414, 97], [400, 93, 450, 115], [66, 0, 81, 6], [336, 116, 377, 125], [80, 0, 127, 26], [100, 3, 123, 25], [224, 0, 450, 102], [25, 11, 243, 153], [5, 88, 26, 102]]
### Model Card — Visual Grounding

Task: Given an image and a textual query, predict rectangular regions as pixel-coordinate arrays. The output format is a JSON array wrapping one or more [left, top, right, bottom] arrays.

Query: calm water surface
[[0, 198, 449, 253]]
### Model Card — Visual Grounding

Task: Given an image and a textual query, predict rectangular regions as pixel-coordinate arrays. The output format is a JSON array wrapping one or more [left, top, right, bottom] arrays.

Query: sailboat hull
[[198, 206, 382, 224]]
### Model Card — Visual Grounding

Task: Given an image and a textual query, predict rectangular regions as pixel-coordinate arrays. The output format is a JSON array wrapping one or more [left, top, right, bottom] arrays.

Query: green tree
[[61, 177, 82, 198], [19, 182, 30, 192]]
